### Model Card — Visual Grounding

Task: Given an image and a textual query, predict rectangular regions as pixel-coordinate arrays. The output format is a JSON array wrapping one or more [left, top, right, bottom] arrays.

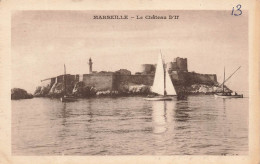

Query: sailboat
[[144, 52, 177, 101], [214, 66, 243, 98], [60, 64, 77, 102]]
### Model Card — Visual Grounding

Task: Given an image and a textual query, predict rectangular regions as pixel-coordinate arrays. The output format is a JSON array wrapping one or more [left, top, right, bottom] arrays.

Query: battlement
[[139, 57, 188, 75], [168, 57, 188, 72]]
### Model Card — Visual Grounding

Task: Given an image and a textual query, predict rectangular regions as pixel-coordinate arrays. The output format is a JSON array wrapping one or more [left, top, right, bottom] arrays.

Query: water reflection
[[177, 94, 188, 101], [11, 96, 248, 155], [61, 103, 68, 126], [86, 99, 94, 123], [58, 102, 71, 144], [221, 99, 226, 119], [152, 100, 176, 134], [174, 100, 190, 122]]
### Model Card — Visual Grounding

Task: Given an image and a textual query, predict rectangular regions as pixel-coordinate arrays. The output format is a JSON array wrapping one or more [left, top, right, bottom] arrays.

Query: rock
[[117, 82, 129, 93], [72, 81, 97, 97], [34, 81, 53, 97], [33, 86, 42, 96], [128, 84, 151, 94], [48, 83, 63, 97], [214, 85, 232, 93], [34, 84, 52, 97], [96, 90, 119, 96], [175, 84, 232, 95], [11, 88, 33, 100], [48, 82, 75, 97]]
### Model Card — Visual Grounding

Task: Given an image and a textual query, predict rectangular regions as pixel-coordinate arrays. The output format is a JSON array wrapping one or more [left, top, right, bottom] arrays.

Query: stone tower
[[88, 58, 93, 74]]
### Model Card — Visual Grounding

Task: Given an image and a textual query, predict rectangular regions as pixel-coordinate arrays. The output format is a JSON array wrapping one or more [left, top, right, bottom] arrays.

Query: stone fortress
[[34, 57, 229, 97], [139, 57, 188, 75]]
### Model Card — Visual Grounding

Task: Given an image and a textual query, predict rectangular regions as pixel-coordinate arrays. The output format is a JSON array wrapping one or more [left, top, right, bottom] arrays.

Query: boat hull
[[60, 97, 77, 102], [214, 94, 243, 98], [144, 97, 173, 101]]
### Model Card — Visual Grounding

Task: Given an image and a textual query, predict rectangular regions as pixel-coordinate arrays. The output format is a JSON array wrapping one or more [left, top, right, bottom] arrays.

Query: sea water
[[12, 95, 248, 155]]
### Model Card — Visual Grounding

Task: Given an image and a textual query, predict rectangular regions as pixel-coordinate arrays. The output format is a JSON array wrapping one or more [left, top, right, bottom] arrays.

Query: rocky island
[[34, 57, 231, 98], [11, 88, 33, 100]]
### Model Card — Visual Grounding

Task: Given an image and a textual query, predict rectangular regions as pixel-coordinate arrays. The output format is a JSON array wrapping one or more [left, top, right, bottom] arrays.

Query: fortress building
[[37, 56, 217, 96]]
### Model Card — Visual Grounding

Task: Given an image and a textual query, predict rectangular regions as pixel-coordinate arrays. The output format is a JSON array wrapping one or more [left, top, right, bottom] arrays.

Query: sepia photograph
[[11, 10, 249, 156]]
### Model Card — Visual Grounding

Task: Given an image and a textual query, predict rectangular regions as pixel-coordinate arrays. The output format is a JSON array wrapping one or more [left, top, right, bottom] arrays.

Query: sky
[[11, 10, 248, 93]]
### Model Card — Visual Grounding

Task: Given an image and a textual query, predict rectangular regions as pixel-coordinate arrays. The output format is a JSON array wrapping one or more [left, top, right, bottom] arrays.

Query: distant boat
[[144, 52, 177, 101], [60, 64, 77, 102], [214, 66, 243, 98]]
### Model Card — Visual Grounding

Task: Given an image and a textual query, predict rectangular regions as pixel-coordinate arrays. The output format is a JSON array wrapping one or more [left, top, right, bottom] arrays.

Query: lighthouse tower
[[88, 58, 93, 74]]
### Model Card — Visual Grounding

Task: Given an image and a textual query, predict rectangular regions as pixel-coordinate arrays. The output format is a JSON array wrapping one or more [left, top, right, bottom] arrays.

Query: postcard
[[1, 0, 259, 163]]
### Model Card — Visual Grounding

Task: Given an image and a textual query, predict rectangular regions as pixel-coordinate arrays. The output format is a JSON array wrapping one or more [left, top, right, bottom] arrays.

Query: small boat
[[214, 93, 243, 98], [214, 66, 243, 99], [144, 51, 177, 101], [60, 64, 77, 102]]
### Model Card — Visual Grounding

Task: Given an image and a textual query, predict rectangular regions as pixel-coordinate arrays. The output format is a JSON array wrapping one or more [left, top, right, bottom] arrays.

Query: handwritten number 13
[[231, 4, 242, 16]]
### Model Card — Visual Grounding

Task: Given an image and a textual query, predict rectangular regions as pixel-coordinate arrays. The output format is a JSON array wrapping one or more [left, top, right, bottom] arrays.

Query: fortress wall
[[169, 71, 184, 85], [183, 72, 217, 85], [56, 74, 77, 84], [56, 75, 63, 83], [83, 74, 113, 91], [75, 75, 80, 82], [208, 74, 217, 82], [112, 72, 217, 90], [38, 71, 218, 96], [66, 75, 77, 86], [113, 74, 154, 91], [196, 74, 217, 85], [50, 78, 56, 86]]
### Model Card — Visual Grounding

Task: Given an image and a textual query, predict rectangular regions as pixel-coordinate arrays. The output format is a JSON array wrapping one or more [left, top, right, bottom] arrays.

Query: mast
[[64, 64, 66, 95], [219, 66, 241, 87], [164, 56, 166, 96], [223, 67, 225, 93], [160, 50, 166, 96]]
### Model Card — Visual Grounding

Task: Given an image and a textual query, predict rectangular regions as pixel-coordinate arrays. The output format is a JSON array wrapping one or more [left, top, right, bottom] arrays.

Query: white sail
[[165, 70, 177, 95], [152, 54, 165, 95], [152, 53, 177, 96]]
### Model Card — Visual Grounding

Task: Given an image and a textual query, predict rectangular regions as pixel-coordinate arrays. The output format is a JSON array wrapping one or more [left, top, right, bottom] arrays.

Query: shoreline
[[12, 92, 225, 101]]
